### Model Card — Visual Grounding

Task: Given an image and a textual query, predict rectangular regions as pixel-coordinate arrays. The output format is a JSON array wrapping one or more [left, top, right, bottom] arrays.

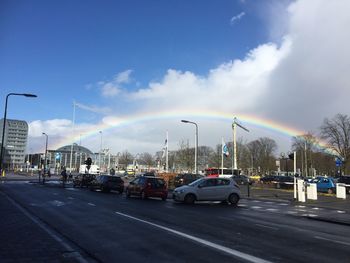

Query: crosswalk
[[238, 199, 348, 219]]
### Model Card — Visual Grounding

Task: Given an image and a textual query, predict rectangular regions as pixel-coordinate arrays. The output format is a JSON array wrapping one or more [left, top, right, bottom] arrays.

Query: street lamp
[[99, 131, 102, 169], [181, 119, 198, 174], [42, 132, 48, 183], [0, 93, 37, 175]]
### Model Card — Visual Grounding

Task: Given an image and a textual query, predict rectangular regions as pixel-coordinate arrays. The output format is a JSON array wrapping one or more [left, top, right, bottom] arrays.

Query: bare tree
[[118, 150, 133, 170], [320, 113, 350, 173], [247, 137, 277, 175], [292, 132, 319, 176], [139, 152, 154, 170]]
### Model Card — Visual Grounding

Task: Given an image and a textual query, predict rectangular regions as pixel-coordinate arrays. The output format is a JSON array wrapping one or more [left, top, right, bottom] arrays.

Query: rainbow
[[51, 109, 331, 152]]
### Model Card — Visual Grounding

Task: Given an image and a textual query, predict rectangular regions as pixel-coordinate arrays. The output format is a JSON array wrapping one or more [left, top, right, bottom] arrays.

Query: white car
[[172, 177, 241, 205]]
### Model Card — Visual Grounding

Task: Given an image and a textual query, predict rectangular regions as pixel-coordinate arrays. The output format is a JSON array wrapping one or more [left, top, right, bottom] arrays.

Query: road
[[1, 181, 350, 263]]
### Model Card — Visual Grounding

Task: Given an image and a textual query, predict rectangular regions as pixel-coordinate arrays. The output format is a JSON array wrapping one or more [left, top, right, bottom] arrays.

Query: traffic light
[[288, 153, 294, 160]]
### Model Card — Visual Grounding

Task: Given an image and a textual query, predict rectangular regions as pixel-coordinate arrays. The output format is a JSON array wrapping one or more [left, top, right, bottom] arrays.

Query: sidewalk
[[0, 191, 85, 263]]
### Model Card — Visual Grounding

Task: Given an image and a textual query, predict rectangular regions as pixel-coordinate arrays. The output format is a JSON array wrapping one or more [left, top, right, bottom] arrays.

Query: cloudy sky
[[0, 0, 349, 155]]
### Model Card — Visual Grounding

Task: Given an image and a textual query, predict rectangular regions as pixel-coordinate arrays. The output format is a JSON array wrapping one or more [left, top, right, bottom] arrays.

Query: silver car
[[172, 177, 241, 205]]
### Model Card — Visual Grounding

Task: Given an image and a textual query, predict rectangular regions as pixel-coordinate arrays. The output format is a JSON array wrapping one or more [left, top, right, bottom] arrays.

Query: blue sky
[[1, 0, 349, 154]]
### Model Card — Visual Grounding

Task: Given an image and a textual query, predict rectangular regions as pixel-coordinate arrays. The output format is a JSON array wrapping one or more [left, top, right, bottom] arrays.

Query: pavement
[[1, 172, 350, 262]]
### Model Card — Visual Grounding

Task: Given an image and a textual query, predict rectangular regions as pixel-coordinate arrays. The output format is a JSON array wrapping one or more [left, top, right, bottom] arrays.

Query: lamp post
[[42, 132, 48, 183], [181, 120, 198, 174], [0, 93, 37, 175], [99, 131, 102, 170]]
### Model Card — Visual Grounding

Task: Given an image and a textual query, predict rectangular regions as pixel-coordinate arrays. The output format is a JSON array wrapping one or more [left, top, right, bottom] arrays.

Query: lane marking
[[265, 202, 275, 204], [67, 197, 74, 200], [87, 203, 96, 206], [115, 211, 272, 263], [278, 203, 288, 206], [314, 236, 350, 246], [252, 200, 261, 203], [251, 206, 262, 209], [255, 224, 279, 231], [337, 210, 346, 214]]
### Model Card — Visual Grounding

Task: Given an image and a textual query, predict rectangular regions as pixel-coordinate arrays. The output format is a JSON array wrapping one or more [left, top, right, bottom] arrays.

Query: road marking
[[255, 224, 279, 230], [296, 205, 306, 208], [314, 236, 350, 246], [252, 200, 261, 203], [311, 207, 320, 210], [67, 197, 74, 200], [87, 203, 96, 206], [286, 211, 297, 214], [278, 203, 288, 206], [251, 206, 262, 209], [49, 200, 65, 207], [337, 210, 346, 214], [115, 212, 272, 263], [265, 202, 275, 204]]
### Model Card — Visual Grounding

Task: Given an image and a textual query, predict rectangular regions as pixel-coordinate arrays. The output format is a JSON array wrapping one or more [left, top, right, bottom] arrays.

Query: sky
[[0, 0, 349, 156]]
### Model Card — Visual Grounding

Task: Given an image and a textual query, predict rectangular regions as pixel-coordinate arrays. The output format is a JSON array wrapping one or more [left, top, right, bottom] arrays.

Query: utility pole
[[232, 117, 249, 173]]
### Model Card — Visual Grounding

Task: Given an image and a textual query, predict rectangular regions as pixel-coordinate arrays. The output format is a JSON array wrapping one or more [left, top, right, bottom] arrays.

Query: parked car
[[232, 174, 251, 185], [174, 173, 203, 187], [89, 175, 124, 193], [338, 176, 350, 194], [311, 177, 336, 194], [173, 177, 241, 205], [73, 174, 96, 188], [126, 176, 168, 200]]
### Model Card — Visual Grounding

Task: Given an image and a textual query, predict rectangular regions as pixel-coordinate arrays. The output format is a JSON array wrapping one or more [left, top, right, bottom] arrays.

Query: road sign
[[336, 158, 342, 167]]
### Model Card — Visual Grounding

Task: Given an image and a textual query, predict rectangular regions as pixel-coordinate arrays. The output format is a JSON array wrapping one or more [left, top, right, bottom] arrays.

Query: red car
[[126, 176, 168, 201]]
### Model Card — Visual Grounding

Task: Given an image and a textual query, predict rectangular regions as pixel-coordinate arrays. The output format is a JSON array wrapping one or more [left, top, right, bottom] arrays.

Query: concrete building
[[0, 119, 28, 170]]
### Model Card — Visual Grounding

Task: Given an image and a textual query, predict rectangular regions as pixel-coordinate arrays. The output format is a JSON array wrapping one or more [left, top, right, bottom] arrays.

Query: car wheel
[[141, 191, 147, 200], [327, 188, 333, 194], [184, 194, 195, 204], [228, 193, 239, 206]]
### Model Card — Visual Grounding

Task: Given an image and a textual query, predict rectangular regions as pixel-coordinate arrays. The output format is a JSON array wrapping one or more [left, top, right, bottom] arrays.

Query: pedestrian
[[61, 168, 67, 183]]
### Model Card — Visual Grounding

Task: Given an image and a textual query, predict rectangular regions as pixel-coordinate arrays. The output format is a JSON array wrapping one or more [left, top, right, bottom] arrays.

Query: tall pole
[[232, 117, 249, 175], [69, 101, 76, 174], [221, 137, 224, 176], [293, 151, 297, 200], [181, 120, 198, 174], [166, 131, 169, 173], [0, 93, 37, 175], [233, 121, 237, 170], [99, 131, 102, 169], [42, 133, 48, 174]]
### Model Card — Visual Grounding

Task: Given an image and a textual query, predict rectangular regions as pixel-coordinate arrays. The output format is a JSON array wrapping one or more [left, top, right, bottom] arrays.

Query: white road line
[[87, 203, 96, 206], [67, 197, 74, 200], [314, 236, 350, 246], [252, 200, 261, 203], [265, 202, 275, 204], [337, 210, 346, 214], [255, 224, 279, 231], [115, 212, 272, 263], [251, 206, 262, 209], [278, 203, 288, 206]]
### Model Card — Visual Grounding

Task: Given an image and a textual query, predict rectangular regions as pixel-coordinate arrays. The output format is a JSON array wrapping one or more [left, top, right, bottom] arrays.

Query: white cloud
[[114, 69, 133, 84], [230, 12, 245, 25], [75, 102, 111, 114], [99, 69, 133, 97]]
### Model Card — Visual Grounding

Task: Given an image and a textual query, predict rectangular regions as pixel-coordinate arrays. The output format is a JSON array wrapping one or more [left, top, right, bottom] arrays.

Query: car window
[[200, 179, 216, 187], [217, 179, 230, 186]]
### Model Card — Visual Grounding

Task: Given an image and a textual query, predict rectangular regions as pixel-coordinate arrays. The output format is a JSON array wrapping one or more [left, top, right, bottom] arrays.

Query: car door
[[213, 179, 231, 200], [129, 178, 139, 194], [196, 179, 217, 201]]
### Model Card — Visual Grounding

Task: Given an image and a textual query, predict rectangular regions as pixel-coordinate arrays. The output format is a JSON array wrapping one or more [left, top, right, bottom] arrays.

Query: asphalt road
[[1, 181, 350, 263]]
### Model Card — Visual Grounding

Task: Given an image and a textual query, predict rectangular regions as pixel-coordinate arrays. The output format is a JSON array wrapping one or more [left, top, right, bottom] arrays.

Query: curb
[[304, 215, 350, 227]]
